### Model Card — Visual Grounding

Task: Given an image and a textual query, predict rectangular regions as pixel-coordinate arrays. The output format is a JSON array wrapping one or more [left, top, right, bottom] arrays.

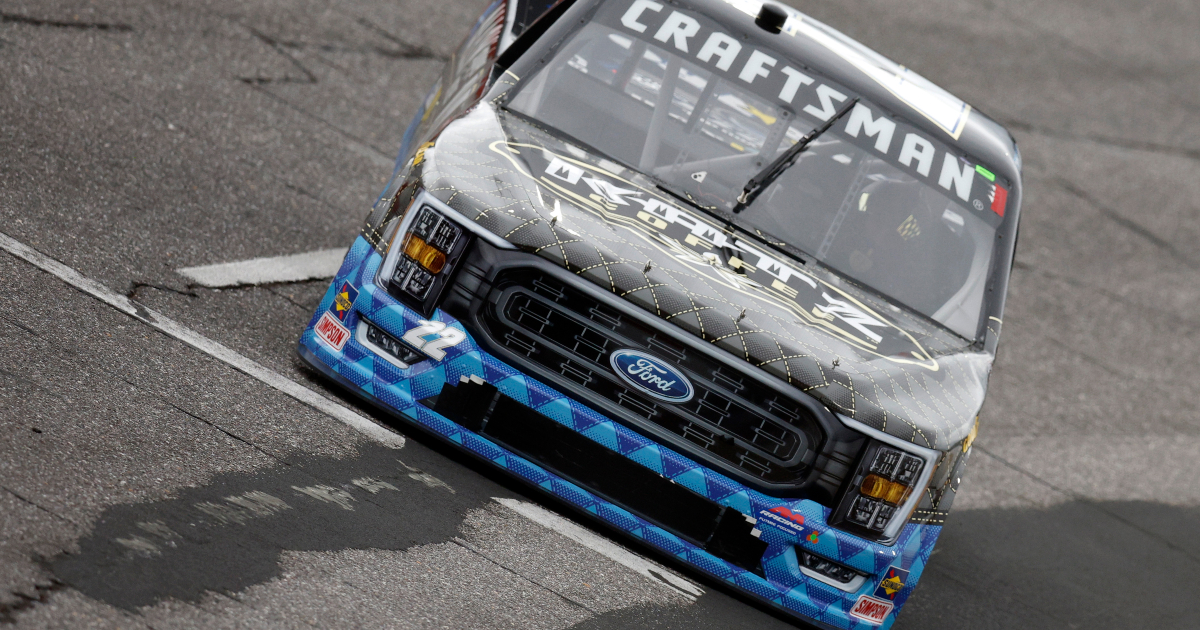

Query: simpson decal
[[491, 140, 939, 368], [849, 595, 893, 625], [314, 312, 351, 351]]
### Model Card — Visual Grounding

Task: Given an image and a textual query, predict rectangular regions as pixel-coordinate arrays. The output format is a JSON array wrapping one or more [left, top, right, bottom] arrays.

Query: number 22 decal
[[401, 320, 466, 361]]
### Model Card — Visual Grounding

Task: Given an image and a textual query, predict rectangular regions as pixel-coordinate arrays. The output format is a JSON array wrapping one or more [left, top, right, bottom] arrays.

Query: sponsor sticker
[[314, 312, 351, 351], [330, 281, 360, 322], [989, 182, 1008, 217], [848, 595, 893, 625], [874, 565, 910, 600], [413, 141, 436, 166], [756, 506, 806, 537], [605, 0, 1003, 213]]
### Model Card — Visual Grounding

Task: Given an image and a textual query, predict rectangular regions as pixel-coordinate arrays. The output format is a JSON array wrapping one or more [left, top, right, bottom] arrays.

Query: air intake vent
[[473, 269, 826, 493]]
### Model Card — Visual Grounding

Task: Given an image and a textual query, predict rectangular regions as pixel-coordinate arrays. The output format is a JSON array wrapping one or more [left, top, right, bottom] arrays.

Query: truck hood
[[419, 104, 993, 451]]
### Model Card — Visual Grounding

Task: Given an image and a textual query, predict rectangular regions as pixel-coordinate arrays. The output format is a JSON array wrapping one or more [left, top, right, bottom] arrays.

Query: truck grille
[[475, 269, 822, 490]]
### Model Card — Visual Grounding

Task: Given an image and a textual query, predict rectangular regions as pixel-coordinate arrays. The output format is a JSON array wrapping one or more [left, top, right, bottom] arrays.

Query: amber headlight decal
[[829, 415, 940, 545], [378, 190, 515, 317]]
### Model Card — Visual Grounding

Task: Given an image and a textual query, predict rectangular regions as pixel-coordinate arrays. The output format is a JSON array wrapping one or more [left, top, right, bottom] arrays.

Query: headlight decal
[[829, 415, 939, 544], [377, 190, 516, 316]]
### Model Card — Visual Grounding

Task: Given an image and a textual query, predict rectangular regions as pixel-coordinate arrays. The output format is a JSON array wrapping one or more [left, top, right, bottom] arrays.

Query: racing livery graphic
[[332, 281, 359, 322], [298, 0, 1021, 626]]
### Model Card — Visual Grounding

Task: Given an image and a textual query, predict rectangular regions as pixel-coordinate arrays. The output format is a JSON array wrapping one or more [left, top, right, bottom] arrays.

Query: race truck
[[298, 0, 1022, 626]]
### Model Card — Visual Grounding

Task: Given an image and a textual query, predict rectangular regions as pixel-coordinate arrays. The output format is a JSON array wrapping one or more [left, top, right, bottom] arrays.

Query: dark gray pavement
[[2, 0, 1198, 628]]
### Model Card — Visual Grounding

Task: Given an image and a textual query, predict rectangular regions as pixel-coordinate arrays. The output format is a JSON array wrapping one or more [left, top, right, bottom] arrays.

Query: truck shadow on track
[[51, 442, 501, 610], [46, 437, 1199, 629]]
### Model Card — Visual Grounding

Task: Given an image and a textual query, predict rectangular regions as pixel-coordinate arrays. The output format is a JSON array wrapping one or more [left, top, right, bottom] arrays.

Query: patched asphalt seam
[[235, 22, 446, 84], [126, 282, 198, 301], [1053, 178, 1196, 269], [351, 17, 448, 60], [241, 83, 394, 163], [265, 284, 322, 313], [1006, 119, 1200, 164], [0, 12, 133, 32], [1009, 260, 1200, 333], [248, 29, 445, 61], [0, 367, 57, 400], [281, 181, 346, 215], [1, 316, 39, 337], [450, 537, 601, 616], [50, 443, 500, 610], [239, 27, 319, 85], [0, 579, 67, 624], [0, 486, 74, 525], [158, 394, 290, 466], [902, 501, 1200, 628], [1040, 337, 1160, 394]]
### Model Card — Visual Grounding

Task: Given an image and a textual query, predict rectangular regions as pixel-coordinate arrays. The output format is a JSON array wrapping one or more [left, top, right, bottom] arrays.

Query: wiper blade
[[732, 97, 859, 214]]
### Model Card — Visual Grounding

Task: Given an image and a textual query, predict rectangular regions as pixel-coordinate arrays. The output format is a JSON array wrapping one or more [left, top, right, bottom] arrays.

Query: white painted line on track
[[0, 231, 404, 449], [177, 247, 349, 288], [494, 497, 704, 600]]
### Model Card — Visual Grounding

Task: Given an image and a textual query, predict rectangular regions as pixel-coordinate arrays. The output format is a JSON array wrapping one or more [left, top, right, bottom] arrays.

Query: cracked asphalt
[[1, 0, 1198, 628]]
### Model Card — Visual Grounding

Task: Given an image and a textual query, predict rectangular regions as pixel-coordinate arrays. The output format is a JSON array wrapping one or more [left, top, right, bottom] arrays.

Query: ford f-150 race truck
[[298, 0, 1021, 625]]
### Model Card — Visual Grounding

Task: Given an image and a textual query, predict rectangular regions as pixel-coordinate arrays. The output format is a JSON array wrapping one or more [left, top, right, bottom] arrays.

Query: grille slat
[[532, 278, 566, 301], [767, 398, 802, 423], [752, 426, 789, 449], [738, 452, 773, 476], [571, 329, 609, 362], [695, 394, 732, 423], [711, 367, 746, 393], [503, 331, 539, 356], [559, 360, 594, 386], [516, 302, 554, 332], [646, 335, 686, 363], [480, 271, 821, 489], [588, 306, 622, 330], [682, 424, 718, 449], [617, 390, 659, 418]]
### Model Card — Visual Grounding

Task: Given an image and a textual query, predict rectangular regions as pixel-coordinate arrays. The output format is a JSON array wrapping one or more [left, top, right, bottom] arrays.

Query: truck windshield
[[506, 3, 1009, 339]]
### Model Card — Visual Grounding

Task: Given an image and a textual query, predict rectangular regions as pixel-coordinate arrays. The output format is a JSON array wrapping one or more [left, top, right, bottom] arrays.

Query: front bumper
[[298, 236, 941, 629]]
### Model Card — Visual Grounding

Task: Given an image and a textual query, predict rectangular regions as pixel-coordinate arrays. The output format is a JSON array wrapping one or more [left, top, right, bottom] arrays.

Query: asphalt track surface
[[1, 0, 1197, 628]]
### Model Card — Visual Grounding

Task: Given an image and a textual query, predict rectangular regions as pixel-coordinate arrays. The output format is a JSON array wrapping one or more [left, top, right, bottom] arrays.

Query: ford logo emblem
[[609, 349, 694, 403]]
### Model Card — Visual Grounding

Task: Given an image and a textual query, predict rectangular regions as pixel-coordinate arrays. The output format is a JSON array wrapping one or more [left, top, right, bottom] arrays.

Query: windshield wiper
[[732, 97, 859, 214]]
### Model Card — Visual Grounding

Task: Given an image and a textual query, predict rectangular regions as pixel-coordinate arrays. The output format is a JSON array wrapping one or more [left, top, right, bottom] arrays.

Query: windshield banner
[[603, 0, 1009, 221]]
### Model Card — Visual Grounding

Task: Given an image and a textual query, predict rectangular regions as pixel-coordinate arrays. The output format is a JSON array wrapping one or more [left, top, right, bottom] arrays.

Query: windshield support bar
[[640, 55, 683, 171], [683, 72, 718, 134], [732, 98, 859, 214]]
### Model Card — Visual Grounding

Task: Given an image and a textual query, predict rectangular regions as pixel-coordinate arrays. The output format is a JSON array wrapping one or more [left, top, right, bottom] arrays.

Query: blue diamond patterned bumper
[[298, 236, 942, 629]]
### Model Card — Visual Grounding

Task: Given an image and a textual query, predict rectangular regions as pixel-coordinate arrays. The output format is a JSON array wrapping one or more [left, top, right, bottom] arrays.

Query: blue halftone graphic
[[296, 236, 946, 629]]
